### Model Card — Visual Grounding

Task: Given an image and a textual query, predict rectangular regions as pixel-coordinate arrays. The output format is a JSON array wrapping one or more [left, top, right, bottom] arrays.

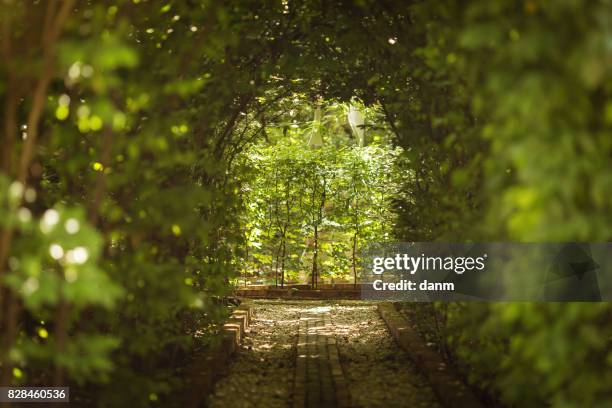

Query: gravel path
[[331, 302, 441, 408], [207, 300, 441, 408], [207, 301, 300, 408]]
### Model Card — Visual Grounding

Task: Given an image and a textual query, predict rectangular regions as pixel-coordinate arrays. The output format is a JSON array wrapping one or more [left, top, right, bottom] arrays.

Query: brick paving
[[293, 310, 350, 408]]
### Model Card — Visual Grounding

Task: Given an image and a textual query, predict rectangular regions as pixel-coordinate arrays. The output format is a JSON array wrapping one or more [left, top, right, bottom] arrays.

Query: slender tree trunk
[[274, 252, 278, 286], [280, 237, 286, 288], [309, 167, 317, 289], [1, 84, 19, 174], [315, 176, 326, 288], [311, 224, 318, 289], [274, 240, 282, 286], [53, 298, 68, 386], [352, 231, 358, 288], [244, 244, 249, 286], [0, 1, 75, 388], [281, 194, 290, 288], [0, 291, 20, 385]]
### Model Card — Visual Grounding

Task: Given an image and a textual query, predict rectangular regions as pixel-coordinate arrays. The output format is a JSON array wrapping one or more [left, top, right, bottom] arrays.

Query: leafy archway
[[1, 1, 611, 406]]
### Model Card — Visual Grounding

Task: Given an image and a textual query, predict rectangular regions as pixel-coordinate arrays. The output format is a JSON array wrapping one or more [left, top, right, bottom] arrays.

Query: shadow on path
[[207, 300, 440, 408]]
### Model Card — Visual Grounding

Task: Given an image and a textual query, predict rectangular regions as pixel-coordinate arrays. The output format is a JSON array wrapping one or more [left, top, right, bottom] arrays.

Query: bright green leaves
[[0, 175, 122, 384], [55, 95, 71, 121], [164, 78, 206, 97], [445, 302, 612, 407], [241, 108, 402, 285], [457, 0, 612, 241], [389, 3, 612, 407], [60, 34, 138, 93], [2, 201, 122, 310]]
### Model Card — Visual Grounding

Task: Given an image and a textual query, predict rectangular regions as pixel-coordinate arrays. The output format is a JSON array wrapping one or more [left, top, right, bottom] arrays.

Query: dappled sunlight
[[210, 301, 440, 408], [330, 303, 440, 408], [208, 302, 299, 408], [307, 306, 332, 314]]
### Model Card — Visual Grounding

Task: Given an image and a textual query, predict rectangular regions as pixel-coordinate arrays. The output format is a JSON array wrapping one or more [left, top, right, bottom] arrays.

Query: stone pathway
[[207, 300, 441, 408]]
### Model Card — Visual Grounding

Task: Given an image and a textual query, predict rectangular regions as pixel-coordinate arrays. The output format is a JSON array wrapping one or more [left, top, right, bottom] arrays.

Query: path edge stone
[[182, 299, 254, 408], [238, 288, 361, 300], [378, 302, 484, 408]]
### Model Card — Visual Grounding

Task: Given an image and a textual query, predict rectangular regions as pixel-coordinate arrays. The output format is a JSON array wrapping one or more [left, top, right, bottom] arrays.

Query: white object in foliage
[[348, 105, 365, 146], [308, 105, 323, 147]]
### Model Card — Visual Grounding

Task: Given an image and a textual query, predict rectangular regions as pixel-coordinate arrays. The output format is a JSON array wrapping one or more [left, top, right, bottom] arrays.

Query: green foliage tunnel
[[0, 1, 611, 406]]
